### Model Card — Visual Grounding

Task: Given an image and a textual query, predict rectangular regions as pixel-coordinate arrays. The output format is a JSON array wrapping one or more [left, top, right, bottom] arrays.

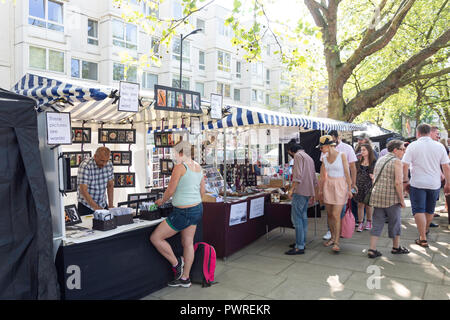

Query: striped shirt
[[77, 158, 114, 210], [369, 153, 400, 208]]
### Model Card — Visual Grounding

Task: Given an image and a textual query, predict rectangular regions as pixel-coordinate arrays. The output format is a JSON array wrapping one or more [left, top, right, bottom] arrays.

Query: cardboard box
[[202, 194, 218, 203], [269, 179, 283, 188]]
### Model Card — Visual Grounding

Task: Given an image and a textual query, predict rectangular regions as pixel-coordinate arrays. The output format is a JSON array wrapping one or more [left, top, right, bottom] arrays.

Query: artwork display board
[[98, 128, 136, 144], [111, 151, 132, 166], [154, 84, 202, 114], [63, 151, 92, 168], [114, 172, 136, 188], [71, 127, 91, 144]]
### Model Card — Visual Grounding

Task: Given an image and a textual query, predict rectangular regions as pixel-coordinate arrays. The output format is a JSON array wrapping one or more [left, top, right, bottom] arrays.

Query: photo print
[[121, 152, 131, 165], [100, 129, 108, 143], [168, 133, 174, 146], [161, 133, 168, 146], [64, 205, 82, 226], [118, 130, 126, 143], [126, 130, 135, 143], [157, 89, 167, 107], [185, 93, 192, 109], [108, 130, 118, 143], [113, 152, 122, 165], [176, 92, 184, 108], [192, 94, 200, 111], [167, 90, 175, 108]]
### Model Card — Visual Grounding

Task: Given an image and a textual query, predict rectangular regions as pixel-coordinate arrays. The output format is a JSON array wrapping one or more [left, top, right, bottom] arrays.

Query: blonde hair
[[173, 140, 192, 162]]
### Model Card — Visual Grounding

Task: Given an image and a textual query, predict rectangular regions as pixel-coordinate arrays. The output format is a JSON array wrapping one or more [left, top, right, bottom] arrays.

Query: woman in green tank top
[[150, 141, 206, 288]]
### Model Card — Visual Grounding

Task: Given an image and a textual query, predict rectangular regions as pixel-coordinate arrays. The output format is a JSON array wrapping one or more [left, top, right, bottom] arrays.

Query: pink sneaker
[[357, 223, 364, 232], [364, 221, 372, 230]]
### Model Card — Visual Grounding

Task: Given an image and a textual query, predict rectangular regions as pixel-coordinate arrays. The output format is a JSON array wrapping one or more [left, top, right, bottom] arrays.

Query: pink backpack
[[341, 200, 355, 238], [191, 242, 217, 287]]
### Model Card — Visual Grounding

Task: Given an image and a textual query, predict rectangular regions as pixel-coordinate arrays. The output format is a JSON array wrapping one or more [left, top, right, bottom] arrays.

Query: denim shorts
[[166, 203, 203, 232], [409, 186, 441, 215]]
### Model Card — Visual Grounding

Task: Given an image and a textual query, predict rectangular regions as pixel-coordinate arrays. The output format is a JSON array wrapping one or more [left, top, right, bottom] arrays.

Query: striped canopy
[[203, 104, 364, 131]]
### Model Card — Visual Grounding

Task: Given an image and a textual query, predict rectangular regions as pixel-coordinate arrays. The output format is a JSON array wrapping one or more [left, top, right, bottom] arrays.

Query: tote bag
[[341, 200, 355, 238]]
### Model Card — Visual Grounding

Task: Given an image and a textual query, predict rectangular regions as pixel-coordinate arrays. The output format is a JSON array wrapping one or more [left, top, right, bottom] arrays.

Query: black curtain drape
[[300, 130, 322, 173], [0, 89, 59, 299]]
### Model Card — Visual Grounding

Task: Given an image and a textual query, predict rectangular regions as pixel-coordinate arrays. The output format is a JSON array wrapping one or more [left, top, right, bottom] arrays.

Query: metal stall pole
[[223, 128, 227, 202], [281, 141, 285, 187]]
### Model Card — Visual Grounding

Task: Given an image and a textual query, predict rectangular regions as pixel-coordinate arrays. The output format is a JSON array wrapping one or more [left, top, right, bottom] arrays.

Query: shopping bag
[[341, 200, 355, 238]]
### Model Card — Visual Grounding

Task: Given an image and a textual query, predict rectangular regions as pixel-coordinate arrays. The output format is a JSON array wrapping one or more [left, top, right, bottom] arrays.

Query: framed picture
[[126, 130, 136, 143], [72, 127, 91, 144], [118, 130, 126, 143], [112, 152, 122, 165], [114, 173, 136, 188], [108, 130, 118, 143], [161, 133, 168, 147], [167, 133, 174, 146], [157, 88, 167, 107], [121, 152, 131, 165], [64, 152, 92, 168], [160, 159, 174, 175], [64, 205, 82, 226], [155, 133, 162, 147], [154, 85, 202, 114], [100, 129, 109, 143], [185, 93, 192, 109], [176, 92, 184, 108]]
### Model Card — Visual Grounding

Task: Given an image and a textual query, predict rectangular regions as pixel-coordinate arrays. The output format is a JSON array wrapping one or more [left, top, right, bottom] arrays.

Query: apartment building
[[0, 0, 315, 113]]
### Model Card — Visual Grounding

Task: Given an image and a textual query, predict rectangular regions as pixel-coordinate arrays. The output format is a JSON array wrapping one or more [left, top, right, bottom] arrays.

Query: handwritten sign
[[46, 112, 72, 145], [210, 93, 223, 120], [118, 81, 140, 112], [249, 197, 265, 219], [190, 117, 201, 135]]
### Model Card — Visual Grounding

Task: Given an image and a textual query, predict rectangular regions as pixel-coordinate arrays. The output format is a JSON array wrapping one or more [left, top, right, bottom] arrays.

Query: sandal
[[368, 249, 382, 259], [415, 239, 429, 248], [323, 240, 334, 247], [331, 244, 340, 253], [391, 246, 410, 254]]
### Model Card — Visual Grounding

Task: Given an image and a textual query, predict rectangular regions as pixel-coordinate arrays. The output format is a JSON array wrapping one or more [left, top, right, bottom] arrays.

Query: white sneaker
[[322, 231, 331, 240]]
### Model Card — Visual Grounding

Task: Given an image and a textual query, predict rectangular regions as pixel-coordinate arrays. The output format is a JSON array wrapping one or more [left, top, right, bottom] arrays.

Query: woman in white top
[[318, 135, 353, 253]]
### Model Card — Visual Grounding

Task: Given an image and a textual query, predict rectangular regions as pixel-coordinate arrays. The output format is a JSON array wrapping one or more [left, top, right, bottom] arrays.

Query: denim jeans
[[291, 194, 310, 250]]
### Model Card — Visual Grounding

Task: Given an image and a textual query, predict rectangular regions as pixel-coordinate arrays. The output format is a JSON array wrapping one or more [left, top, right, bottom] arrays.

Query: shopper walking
[[151, 141, 206, 288], [354, 144, 377, 232], [321, 130, 358, 241], [286, 140, 318, 255], [402, 124, 450, 248], [368, 140, 409, 258], [318, 135, 353, 253]]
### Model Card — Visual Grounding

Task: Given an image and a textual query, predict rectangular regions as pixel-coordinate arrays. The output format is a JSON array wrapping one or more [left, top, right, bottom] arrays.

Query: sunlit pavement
[[143, 195, 449, 300]]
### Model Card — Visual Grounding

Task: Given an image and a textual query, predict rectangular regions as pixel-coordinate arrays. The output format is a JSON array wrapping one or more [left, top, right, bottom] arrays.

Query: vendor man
[[77, 147, 115, 215]]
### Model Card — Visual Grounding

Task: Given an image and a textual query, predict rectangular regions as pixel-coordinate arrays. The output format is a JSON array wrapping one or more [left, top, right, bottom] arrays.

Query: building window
[[151, 37, 160, 54], [251, 62, 263, 77], [234, 89, 240, 101], [113, 63, 137, 82], [236, 61, 241, 78], [265, 94, 270, 105], [217, 50, 231, 72], [87, 19, 99, 45], [71, 59, 98, 80], [218, 18, 232, 37], [143, 0, 159, 18], [217, 83, 230, 98], [173, 0, 182, 19], [252, 89, 263, 102], [281, 95, 290, 106], [195, 82, 205, 97], [142, 72, 158, 89], [172, 76, 190, 90], [113, 19, 137, 50], [266, 69, 270, 85], [172, 38, 190, 63], [199, 51, 205, 70], [29, 46, 64, 72], [28, 0, 64, 32], [197, 19, 205, 32]]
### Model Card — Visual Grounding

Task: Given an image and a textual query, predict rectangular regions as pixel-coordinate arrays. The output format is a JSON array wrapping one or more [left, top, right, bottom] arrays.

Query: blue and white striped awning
[[203, 104, 364, 132], [13, 73, 143, 122]]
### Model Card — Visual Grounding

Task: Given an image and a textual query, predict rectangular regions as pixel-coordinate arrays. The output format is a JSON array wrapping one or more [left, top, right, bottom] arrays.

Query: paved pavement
[[143, 196, 449, 300]]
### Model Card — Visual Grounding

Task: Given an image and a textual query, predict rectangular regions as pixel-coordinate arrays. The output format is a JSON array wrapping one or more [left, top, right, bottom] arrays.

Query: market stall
[[13, 73, 208, 299], [196, 104, 365, 258]]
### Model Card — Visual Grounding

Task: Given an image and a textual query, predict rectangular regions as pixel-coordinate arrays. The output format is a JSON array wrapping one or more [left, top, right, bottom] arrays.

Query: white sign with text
[[46, 112, 72, 145], [118, 81, 140, 112], [249, 197, 265, 219], [229, 202, 248, 226]]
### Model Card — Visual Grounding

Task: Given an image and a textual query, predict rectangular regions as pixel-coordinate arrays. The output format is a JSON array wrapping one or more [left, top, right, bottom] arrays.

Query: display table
[[202, 193, 270, 259], [266, 201, 321, 232], [55, 217, 202, 300]]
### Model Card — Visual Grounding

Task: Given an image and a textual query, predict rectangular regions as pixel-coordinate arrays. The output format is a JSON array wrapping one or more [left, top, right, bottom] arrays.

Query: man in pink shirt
[[321, 130, 358, 240], [287, 140, 319, 254]]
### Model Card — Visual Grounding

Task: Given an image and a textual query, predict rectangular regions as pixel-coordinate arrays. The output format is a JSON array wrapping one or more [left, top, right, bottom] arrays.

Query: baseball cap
[[316, 135, 336, 148]]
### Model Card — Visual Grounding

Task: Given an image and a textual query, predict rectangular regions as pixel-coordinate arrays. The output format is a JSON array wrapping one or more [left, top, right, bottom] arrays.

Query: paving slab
[[278, 262, 353, 285], [225, 254, 295, 276], [215, 267, 286, 297], [160, 283, 249, 300], [309, 251, 374, 272], [374, 259, 445, 284], [342, 271, 426, 300], [423, 283, 450, 300], [266, 278, 354, 300], [257, 242, 322, 263]]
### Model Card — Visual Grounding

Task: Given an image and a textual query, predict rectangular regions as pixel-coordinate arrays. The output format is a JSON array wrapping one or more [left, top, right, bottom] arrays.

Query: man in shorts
[[402, 124, 450, 247]]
